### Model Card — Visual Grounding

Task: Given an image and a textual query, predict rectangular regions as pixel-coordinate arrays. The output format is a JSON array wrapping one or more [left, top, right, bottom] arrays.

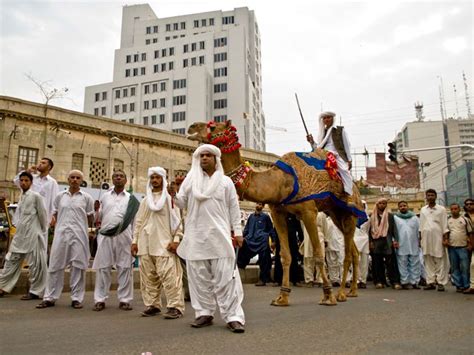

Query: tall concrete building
[[84, 4, 265, 151], [394, 116, 474, 199]]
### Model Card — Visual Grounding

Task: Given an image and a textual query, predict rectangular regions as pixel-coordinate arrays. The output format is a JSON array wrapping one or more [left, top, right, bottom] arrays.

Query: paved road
[[0, 284, 472, 354]]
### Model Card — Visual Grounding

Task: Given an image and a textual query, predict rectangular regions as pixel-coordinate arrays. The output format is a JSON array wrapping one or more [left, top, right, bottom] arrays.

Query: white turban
[[181, 144, 224, 202], [317, 111, 337, 149], [146, 166, 169, 211]]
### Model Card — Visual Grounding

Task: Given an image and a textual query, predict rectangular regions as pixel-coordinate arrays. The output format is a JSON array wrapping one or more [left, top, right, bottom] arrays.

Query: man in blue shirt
[[237, 203, 275, 286]]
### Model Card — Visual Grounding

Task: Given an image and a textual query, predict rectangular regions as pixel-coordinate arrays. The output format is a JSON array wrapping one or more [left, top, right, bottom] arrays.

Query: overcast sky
[[1, 0, 472, 172]]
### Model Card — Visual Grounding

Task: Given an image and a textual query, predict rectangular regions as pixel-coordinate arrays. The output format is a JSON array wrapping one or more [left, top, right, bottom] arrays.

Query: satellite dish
[[80, 181, 88, 187], [101, 182, 110, 190]]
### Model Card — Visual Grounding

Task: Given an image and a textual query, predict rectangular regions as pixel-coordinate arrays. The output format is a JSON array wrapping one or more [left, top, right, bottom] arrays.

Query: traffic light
[[388, 142, 397, 162]]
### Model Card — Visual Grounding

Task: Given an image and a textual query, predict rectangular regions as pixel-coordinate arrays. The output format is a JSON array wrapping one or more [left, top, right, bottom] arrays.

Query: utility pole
[[463, 71, 472, 116]]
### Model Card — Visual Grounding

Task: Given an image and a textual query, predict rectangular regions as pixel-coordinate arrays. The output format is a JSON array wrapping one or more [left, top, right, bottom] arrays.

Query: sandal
[[119, 302, 133, 311], [36, 300, 55, 309], [71, 300, 83, 309], [93, 302, 106, 312]]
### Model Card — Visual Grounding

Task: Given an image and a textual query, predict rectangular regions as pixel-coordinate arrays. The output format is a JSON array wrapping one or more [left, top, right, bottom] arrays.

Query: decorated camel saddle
[[275, 150, 366, 225]]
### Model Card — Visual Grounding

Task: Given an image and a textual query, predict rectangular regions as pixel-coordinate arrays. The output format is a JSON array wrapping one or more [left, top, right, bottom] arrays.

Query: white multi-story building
[[84, 4, 265, 150], [394, 116, 474, 195]]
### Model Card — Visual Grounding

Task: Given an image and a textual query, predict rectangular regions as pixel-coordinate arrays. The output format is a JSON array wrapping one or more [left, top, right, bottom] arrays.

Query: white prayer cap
[[148, 166, 167, 178], [319, 111, 336, 119], [193, 144, 222, 159], [68, 169, 84, 178]]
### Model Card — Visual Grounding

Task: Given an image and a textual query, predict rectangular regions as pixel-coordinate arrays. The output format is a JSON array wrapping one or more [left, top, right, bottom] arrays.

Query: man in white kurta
[[354, 220, 370, 288], [419, 189, 449, 291], [299, 212, 327, 286], [93, 170, 136, 311], [325, 216, 345, 286], [175, 144, 245, 333], [132, 166, 184, 319], [307, 111, 353, 195], [14, 157, 59, 248], [37, 170, 94, 309], [0, 172, 48, 299], [393, 201, 421, 289]]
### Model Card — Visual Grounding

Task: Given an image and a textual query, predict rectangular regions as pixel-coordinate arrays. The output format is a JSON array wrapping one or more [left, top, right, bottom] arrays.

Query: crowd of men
[[0, 147, 473, 336]]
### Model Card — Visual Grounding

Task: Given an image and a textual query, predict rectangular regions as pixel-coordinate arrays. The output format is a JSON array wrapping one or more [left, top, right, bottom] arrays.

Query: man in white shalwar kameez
[[299, 211, 327, 287], [174, 144, 245, 333], [325, 216, 345, 287], [419, 189, 449, 292], [0, 172, 48, 300], [307, 111, 353, 195], [131, 166, 185, 319], [354, 220, 370, 288], [14, 157, 59, 249], [92, 170, 139, 312], [37, 170, 94, 309]]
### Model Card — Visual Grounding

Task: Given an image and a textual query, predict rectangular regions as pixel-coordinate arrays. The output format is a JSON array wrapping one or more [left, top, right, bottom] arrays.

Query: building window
[[152, 83, 158, 93], [199, 41, 205, 50], [17, 147, 38, 173], [145, 39, 150, 45], [130, 102, 135, 112], [146, 26, 151, 34], [154, 64, 159, 73], [160, 98, 166, 107], [101, 107, 106, 115], [214, 115, 227, 123], [143, 116, 149, 125], [191, 43, 197, 51], [123, 88, 128, 97], [214, 99, 227, 109], [152, 99, 157, 109], [129, 118, 134, 124], [125, 69, 130, 77], [183, 59, 188, 68], [144, 85, 150, 94], [151, 115, 157, 125], [160, 82, 166, 91], [214, 37, 227, 47], [169, 61, 174, 70], [133, 68, 138, 76], [114, 105, 119, 114], [191, 57, 197, 66], [214, 52, 227, 62], [122, 104, 127, 113], [144, 101, 149, 110], [126, 55, 131, 63], [183, 44, 189, 53], [172, 112, 186, 122], [141, 53, 146, 61], [162, 48, 167, 57], [166, 24, 171, 31], [94, 108, 99, 115], [154, 50, 159, 59], [209, 18, 215, 26], [214, 83, 227, 93], [173, 128, 186, 135], [173, 79, 186, 89], [180, 22, 186, 30], [193, 20, 199, 28], [153, 25, 158, 33], [222, 16, 234, 25], [131, 87, 136, 96], [173, 23, 179, 30], [173, 95, 186, 105], [102, 92, 107, 100], [161, 63, 166, 71], [89, 157, 107, 188], [141, 67, 146, 75], [169, 47, 175, 56], [95, 93, 100, 102], [199, 56, 205, 65], [201, 19, 207, 27], [214, 67, 227, 77], [159, 114, 165, 124], [72, 153, 84, 171], [115, 90, 121, 99], [134, 54, 139, 62]]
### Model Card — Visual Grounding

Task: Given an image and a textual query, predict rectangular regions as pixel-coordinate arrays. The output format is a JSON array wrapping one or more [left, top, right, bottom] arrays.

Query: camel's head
[[187, 120, 241, 153]]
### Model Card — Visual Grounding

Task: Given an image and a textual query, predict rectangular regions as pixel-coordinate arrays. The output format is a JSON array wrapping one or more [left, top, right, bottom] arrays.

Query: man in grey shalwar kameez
[[0, 172, 48, 299]]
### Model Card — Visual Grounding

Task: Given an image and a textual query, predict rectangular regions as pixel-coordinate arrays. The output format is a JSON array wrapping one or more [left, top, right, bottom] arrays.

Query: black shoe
[[141, 306, 161, 317], [71, 300, 83, 309], [164, 308, 183, 319], [332, 281, 341, 287], [227, 321, 245, 333], [191, 315, 214, 328], [20, 292, 40, 300], [93, 302, 106, 312], [437, 284, 445, 292], [424, 283, 436, 290], [36, 300, 55, 309]]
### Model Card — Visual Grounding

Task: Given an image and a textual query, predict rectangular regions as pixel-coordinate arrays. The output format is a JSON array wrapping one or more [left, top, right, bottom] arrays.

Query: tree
[[25, 72, 69, 115]]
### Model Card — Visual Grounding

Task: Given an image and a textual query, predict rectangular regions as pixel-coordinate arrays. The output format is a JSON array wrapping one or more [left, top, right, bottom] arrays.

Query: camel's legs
[[269, 207, 291, 306], [335, 213, 357, 302], [348, 239, 360, 297], [301, 210, 337, 306]]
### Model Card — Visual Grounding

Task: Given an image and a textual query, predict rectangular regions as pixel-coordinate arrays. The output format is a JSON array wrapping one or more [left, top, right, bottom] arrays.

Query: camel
[[186, 120, 366, 306]]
